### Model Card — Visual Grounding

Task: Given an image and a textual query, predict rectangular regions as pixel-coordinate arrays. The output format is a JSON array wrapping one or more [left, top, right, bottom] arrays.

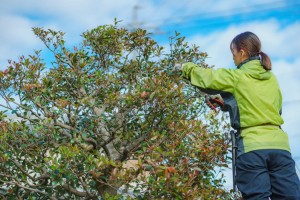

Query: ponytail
[[232, 32, 272, 71], [259, 51, 272, 71]]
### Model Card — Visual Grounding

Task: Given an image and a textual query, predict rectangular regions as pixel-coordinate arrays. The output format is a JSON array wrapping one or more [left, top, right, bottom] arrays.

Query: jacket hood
[[239, 60, 271, 80]]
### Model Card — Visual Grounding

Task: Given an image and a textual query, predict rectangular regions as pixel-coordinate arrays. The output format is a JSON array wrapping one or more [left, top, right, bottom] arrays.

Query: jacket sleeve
[[182, 62, 238, 93]]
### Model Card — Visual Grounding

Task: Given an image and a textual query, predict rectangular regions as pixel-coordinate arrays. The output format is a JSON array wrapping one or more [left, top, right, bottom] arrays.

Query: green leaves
[[0, 22, 235, 199]]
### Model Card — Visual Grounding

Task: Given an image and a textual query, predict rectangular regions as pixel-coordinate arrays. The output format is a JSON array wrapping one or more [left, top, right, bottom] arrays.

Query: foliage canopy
[[0, 21, 234, 199]]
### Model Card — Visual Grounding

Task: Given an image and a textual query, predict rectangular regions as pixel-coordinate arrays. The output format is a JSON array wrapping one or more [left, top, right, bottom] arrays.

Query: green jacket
[[182, 59, 290, 156]]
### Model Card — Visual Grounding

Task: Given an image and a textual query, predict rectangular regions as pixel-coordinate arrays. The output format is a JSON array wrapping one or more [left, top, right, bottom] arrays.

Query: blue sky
[[1, 0, 300, 189]]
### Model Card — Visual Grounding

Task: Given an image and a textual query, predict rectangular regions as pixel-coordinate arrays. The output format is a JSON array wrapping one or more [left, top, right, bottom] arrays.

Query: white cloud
[[1, 0, 138, 31], [273, 58, 300, 162], [0, 14, 41, 69], [0, 0, 141, 69], [1, 1, 298, 68], [273, 58, 300, 101]]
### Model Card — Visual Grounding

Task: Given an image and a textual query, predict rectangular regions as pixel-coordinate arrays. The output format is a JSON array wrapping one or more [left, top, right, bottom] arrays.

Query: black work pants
[[236, 149, 300, 200]]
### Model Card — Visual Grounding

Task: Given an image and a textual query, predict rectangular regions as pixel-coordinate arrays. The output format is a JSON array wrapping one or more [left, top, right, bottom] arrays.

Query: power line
[[126, 3, 167, 35], [141, 0, 300, 33], [283, 99, 300, 105], [155, 0, 299, 27]]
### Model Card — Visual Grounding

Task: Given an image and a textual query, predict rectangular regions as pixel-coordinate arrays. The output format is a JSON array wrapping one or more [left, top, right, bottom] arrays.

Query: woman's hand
[[173, 63, 183, 74], [205, 95, 224, 112]]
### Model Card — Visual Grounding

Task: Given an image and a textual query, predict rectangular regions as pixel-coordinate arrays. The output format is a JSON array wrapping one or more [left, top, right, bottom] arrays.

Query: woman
[[181, 32, 300, 200]]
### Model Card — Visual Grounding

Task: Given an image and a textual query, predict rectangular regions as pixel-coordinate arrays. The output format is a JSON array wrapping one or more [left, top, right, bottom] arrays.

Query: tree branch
[[62, 184, 87, 197]]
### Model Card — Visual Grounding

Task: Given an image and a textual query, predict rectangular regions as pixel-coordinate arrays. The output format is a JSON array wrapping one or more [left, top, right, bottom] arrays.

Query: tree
[[0, 21, 234, 199]]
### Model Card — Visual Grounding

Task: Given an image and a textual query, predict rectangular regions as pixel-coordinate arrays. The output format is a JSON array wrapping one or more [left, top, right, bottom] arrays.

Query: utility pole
[[132, 5, 140, 31], [128, 4, 165, 60], [129, 4, 165, 34], [128, 4, 141, 60]]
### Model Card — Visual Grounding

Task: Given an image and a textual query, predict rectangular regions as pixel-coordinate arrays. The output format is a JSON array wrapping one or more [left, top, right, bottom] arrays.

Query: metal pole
[[230, 130, 237, 192]]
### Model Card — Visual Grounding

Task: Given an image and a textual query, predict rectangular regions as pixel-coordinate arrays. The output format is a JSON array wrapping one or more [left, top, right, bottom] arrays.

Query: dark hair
[[231, 31, 271, 70]]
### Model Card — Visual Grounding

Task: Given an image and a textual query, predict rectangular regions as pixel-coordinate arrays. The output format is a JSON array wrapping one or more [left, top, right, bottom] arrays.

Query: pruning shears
[[205, 95, 225, 112]]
